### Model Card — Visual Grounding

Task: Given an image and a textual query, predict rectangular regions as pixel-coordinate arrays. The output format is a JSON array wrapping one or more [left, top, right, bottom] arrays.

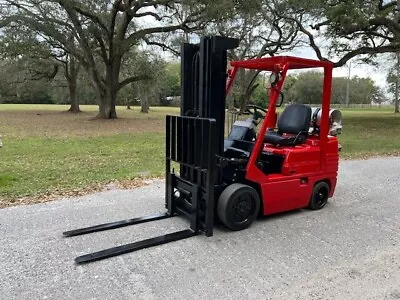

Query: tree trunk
[[397, 1, 400, 113], [65, 55, 81, 113], [238, 70, 258, 112], [97, 91, 118, 119], [237, 68, 247, 111], [141, 92, 149, 113], [94, 61, 120, 119], [68, 81, 80, 113], [345, 61, 351, 108], [227, 94, 235, 110]]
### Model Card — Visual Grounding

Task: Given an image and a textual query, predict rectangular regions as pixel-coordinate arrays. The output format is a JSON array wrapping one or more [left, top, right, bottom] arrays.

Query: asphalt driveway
[[1, 156, 400, 300]]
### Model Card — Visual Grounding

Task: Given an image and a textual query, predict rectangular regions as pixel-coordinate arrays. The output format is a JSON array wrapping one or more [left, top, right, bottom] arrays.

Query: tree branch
[[288, 15, 326, 61], [133, 11, 163, 21], [143, 36, 180, 56], [30, 63, 59, 81], [311, 20, 330, 30], [89, 26, 109, 62], [334, 44, 400, 67], [122, 8, 204, 51], [118, 74, 150, 91], [60, 1, 109, 34]]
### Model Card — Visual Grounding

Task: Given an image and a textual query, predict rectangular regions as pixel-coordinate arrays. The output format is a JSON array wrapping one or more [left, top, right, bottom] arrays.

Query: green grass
[[0, 133, 166, 198], [339, 110, 400, 158], [0, 104, 399, 203]]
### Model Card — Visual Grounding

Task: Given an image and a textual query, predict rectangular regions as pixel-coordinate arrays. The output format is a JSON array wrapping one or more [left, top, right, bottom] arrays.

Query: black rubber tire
[[217, 183, 260, 231], [308, 181, 330, 210]]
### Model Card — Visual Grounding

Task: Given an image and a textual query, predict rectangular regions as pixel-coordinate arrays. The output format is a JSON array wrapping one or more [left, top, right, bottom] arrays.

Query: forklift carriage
[[64, 36, 342, 264]]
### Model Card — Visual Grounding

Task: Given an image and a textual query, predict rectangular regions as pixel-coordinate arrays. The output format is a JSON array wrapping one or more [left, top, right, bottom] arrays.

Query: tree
[[275, 71, 380, 106], [372, 86, 388, 108], [0, 17, 82, 112], [387, 53, 400, 112], [62, 53, 81, 112], [279, 0, 400, 112], [286, 71, 323, 104], [386, 53, 400, 113], [285, 0, 400, 68], [0, 57, 54, 104], [1, 0, 217, 119], [160, 63, 181, 98], [206, 0, 300, 110], [119, 48, 168, 113]]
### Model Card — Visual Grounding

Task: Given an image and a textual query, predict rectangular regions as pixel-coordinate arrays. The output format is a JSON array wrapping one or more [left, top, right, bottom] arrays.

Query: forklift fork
[[63, 213, 171, 237], [63, 116, 217, 264], [74, 229, 197, 264]]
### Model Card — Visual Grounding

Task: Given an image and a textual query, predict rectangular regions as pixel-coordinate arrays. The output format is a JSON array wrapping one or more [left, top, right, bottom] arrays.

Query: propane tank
[[310, 107, 342, 136]]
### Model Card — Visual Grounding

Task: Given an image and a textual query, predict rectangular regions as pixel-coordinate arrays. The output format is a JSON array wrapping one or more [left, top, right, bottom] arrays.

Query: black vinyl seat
[[264, 104, 311, 146]]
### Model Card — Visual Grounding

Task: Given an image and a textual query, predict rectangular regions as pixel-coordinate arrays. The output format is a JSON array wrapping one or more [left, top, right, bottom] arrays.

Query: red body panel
[[226, 56, 340, 216], [259, 136, 339, 215]]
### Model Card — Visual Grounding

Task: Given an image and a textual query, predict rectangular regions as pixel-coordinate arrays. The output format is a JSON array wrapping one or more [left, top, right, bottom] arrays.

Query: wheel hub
[[315, 188, 328, 207], [232, 196, 253, 223]]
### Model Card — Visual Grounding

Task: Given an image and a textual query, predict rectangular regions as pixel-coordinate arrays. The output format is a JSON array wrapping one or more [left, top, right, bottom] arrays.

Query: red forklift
[[63, 36, 342, 264]]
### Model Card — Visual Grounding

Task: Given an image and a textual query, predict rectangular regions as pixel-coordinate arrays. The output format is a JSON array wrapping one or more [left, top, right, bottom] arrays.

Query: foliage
[[0, 57, 180, 106], [247, 71, 383, 108], [205, 0, 301, 110], [0, 57, 55, 104], [386, 53, 400, 112], [285, 0, 400, 67]]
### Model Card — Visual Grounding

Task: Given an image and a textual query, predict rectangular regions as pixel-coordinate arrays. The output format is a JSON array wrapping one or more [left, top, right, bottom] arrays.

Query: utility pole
[[345, 61, 351, 107], [396, 0, 400, 113], [396, 53, 400, 113]]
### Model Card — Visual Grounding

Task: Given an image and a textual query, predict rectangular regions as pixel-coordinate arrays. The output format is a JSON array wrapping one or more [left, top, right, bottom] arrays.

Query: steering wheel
[[245, 104, 267, 121]]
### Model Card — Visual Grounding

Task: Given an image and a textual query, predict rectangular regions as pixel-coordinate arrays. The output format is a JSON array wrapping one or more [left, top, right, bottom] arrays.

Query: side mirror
[[269, 72, 280, 86]]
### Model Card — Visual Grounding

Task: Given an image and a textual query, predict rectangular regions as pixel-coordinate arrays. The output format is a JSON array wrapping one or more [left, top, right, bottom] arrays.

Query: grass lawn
[[339, 109, 400, 158], [0, 104, 399, 205]]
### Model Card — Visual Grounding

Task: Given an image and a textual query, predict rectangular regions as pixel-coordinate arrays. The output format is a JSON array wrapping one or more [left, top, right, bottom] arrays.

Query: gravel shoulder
[[1, 156, 400, 300]]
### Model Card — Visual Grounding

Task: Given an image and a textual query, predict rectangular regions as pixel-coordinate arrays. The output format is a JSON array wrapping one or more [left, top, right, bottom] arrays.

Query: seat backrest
[[278, 104, 311, 134]]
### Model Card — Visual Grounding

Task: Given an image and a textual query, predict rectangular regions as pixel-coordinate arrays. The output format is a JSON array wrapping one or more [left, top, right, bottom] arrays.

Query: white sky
[[288, 47, 390, 88]]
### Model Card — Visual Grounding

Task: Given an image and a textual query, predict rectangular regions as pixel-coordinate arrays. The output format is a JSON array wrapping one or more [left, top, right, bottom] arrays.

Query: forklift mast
[[180, 36, 240, 157], [165, 36, 240, 236]]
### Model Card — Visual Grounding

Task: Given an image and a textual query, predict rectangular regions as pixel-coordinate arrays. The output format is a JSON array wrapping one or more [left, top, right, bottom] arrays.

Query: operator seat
[[264, 104, 311, 146]]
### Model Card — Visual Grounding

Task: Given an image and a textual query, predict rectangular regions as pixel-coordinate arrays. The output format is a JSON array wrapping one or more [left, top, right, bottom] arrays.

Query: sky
[[289, 47, 391, 88]]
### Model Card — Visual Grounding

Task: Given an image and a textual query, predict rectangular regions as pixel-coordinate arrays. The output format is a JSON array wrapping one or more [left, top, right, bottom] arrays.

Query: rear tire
[[217, 183, 260, 231], [308, 181, 329, 210]]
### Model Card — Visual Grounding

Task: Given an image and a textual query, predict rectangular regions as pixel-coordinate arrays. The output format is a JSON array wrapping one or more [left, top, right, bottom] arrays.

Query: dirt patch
[[341, 151, 400, 160], [0, 110, 166, 138]]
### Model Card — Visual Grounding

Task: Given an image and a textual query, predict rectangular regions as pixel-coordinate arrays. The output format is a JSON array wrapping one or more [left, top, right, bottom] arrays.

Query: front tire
[[308, 181, 330, 210], [217, 183, 260, 231]]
